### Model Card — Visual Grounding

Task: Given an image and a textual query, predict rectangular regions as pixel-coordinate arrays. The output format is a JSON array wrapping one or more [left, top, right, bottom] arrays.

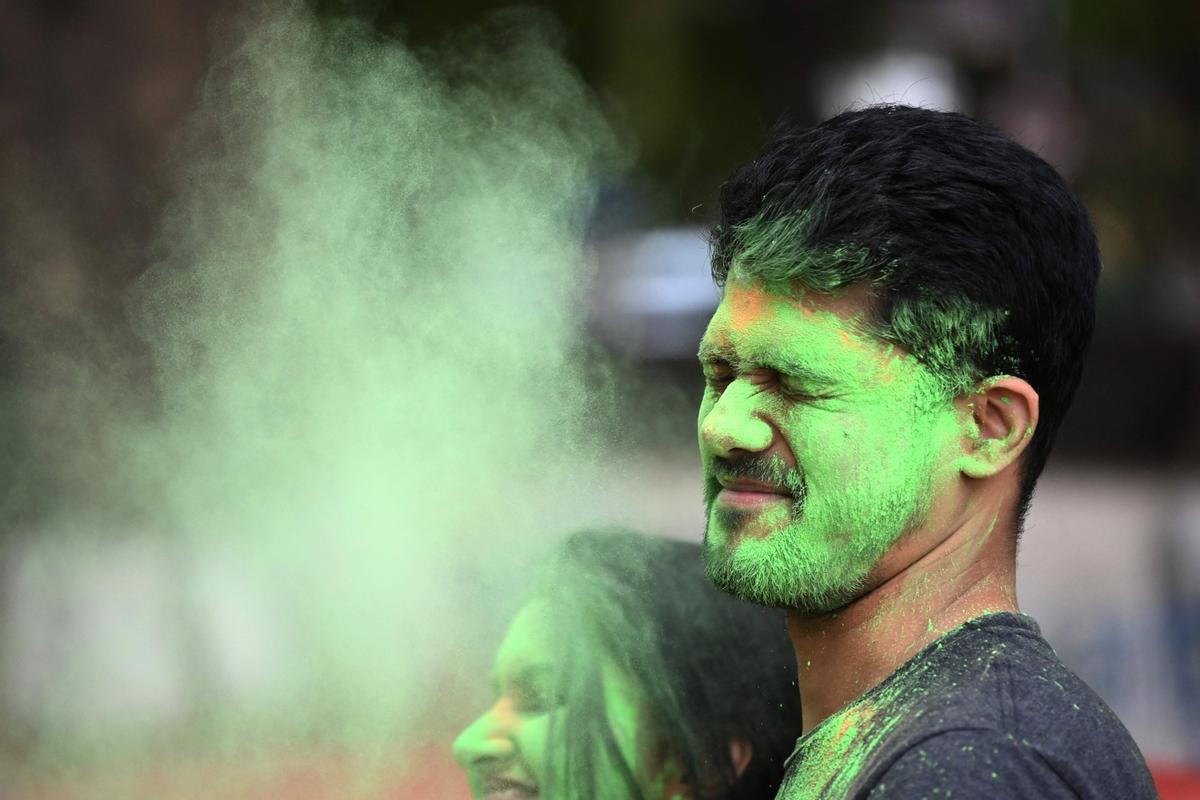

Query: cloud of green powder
[[4, 3, 632, 793]]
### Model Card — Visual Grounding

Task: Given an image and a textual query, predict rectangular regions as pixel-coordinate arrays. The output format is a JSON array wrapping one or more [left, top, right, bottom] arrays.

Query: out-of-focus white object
[[590, 227, 719, 359], [818, 50, 962, 117]]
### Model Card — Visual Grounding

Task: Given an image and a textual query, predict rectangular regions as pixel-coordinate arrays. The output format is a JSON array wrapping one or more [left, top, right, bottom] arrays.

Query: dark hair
[[710, 104, 1100, 522], [537, 529, 801, 799]]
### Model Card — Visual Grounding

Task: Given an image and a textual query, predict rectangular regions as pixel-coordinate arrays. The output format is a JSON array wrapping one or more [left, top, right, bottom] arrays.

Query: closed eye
[[701, 361, 735, 393], [779, 386, 822, 402], [778, 378, 835, 403], [510, 676, 564, 715], [505, 665, 561, 715], [704, 374, 733, 392]]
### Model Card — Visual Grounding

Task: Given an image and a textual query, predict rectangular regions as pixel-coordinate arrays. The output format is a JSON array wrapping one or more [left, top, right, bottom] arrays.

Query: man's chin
[[702, 521, 864, 613], [708, 504, 787, 545], [702, 521, 781, 604], [701, 519, 752, 567]]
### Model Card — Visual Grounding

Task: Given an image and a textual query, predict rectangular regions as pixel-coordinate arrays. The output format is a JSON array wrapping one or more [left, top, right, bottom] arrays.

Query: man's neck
[[786, 513, 1018, 735]]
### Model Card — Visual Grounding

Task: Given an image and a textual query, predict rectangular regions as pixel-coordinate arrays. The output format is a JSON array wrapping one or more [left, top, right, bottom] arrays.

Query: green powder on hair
[[718, 204, 1017, 397]]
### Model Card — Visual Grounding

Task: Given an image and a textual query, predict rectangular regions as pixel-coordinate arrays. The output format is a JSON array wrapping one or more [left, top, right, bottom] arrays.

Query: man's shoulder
[[858, 726, 1157, 799], [778, 613, 1157, 800], [899, 612, 1120, 733], [870, 612, 1156, 797]]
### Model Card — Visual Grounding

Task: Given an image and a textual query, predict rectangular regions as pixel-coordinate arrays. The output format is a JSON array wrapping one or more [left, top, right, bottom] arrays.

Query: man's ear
[[956, 376, 1039, 479]]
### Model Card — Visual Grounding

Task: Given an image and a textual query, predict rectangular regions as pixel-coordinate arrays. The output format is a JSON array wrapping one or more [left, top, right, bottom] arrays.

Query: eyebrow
[[489, 663, 554, 695], [698, 343, 839, 387]]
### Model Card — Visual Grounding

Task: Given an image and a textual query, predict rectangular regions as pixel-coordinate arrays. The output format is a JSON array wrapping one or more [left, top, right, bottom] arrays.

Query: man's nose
[[699, 378, 773, 458], [451, 705, 517, 769]]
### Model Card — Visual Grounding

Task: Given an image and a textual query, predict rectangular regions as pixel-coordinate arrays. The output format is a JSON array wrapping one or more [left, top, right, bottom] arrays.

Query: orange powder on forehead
[[728, 282, 775, 332]]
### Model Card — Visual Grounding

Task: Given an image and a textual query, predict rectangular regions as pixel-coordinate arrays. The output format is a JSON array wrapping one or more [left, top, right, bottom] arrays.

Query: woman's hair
[[535, 528, 801, 799]]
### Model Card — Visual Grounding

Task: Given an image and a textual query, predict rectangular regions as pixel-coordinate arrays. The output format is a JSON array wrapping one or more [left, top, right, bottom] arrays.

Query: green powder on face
[[699, 273, 968, 612]]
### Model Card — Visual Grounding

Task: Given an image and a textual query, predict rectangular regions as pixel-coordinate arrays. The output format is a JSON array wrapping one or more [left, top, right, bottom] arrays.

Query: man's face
[[697, 273, 964, 612]]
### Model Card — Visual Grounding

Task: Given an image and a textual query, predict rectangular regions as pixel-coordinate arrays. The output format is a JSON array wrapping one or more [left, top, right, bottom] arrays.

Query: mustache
[[706, 455, 806, 501]]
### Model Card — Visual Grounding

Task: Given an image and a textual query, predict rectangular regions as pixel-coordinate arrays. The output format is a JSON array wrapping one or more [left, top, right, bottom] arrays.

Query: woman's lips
[[482, 776, 538, 800], [483, 790, 537, 800]]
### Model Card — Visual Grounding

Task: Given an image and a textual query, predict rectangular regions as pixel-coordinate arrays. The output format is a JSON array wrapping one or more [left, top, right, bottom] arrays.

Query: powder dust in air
[[2, 3, 638, 795]]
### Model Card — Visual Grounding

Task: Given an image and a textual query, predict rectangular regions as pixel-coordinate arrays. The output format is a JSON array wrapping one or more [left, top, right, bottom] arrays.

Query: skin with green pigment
[[698, 271, 967, 612], [453, 601, 562, 796], [453, 600, 665, 800]]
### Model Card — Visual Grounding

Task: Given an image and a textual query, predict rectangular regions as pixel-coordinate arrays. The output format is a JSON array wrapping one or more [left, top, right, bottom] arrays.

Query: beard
[[703, 521, 870, 613], [702, 454, 934, 613]]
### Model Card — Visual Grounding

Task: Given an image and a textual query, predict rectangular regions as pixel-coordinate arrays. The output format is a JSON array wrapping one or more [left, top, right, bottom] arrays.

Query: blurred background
[[2, 0, 1199, 797]]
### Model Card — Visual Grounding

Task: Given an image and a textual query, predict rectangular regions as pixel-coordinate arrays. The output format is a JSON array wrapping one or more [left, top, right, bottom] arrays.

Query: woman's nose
[[452, 706, 517, 768]]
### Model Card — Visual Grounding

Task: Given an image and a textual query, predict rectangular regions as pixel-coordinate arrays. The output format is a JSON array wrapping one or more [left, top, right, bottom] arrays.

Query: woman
[[453, 528, 802, 799]]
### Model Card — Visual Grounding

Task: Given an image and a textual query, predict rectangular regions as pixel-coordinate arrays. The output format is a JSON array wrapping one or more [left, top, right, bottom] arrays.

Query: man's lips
[[717, 477, 792, 505], [481, 775, 538, 800]]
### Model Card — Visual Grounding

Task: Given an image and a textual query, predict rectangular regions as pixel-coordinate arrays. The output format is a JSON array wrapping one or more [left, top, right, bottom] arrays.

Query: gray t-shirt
[[776, 612, 1157, 799]]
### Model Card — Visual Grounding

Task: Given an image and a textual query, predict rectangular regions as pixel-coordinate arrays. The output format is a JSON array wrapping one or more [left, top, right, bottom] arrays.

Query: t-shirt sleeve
[[865, 729, 1081, 799]]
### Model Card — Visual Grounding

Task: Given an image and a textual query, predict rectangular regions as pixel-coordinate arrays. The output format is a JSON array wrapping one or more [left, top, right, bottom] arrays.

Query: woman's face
[[453, 599, 673, 799]]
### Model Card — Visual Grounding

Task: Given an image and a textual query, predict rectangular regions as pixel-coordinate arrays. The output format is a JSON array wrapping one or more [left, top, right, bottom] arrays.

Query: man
[[697, 105, 1156, 798]]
